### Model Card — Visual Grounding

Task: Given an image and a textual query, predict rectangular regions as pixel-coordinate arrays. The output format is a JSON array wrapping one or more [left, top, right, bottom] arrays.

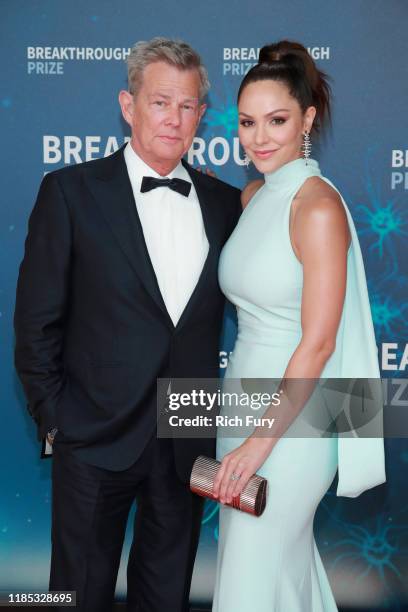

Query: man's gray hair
[[126, 37, 210, 101]]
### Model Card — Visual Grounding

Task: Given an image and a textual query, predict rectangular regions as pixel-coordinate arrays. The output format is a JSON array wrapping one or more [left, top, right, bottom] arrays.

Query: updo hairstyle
[[237, 40, 331, 133]]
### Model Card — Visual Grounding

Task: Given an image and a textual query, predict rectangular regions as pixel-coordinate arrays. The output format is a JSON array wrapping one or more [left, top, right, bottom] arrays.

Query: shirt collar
[[124, 142, 187, 192]]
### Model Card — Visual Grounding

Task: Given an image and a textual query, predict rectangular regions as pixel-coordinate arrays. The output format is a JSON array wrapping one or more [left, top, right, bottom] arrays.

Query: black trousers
[[49, 435, 204, 612]]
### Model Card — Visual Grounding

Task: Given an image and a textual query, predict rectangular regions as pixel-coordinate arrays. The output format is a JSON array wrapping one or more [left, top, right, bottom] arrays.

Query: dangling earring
[[244, 153, 251, 167], [301, 131, 312, 165]]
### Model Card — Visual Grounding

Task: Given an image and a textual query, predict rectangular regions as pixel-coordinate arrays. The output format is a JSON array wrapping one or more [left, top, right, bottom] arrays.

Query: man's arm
[[14, 172, 72, 440]]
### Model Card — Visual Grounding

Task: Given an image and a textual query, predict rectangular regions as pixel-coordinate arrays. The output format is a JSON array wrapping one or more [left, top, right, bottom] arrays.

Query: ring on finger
[[230, 472, 241, 481]]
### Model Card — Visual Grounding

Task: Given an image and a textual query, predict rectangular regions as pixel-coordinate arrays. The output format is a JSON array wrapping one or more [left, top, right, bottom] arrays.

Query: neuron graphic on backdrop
[[202, 88, 238, 139], [319, 493, 408, 611]]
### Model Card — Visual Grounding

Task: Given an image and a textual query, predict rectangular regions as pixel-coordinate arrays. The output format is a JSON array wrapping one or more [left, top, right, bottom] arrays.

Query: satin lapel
[[175, 162, 218, 331], [84, 147, 174, 329]]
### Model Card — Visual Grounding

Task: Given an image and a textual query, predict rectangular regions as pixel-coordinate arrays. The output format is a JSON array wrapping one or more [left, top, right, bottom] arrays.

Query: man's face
[[119, 61, 206, 174]]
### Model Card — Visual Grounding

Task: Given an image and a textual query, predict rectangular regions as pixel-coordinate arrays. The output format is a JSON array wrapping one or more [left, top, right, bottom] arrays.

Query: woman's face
[[238, 79, 316, 174]]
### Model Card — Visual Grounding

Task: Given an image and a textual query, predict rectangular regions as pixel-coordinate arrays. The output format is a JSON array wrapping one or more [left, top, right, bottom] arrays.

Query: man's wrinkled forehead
[[139, 62, 202, 99]]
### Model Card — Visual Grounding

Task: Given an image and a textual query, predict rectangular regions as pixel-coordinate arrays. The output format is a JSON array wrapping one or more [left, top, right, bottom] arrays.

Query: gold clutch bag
[[190, 455, 268, 517]]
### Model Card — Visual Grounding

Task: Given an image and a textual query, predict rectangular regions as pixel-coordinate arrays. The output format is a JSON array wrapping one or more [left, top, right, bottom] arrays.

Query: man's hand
[[47, 427, 58, 445], [195, 167, 216, 178]]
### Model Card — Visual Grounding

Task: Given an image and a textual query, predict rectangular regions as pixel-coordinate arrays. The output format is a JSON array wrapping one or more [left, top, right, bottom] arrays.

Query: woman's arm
[[285, 189, 350, 377]]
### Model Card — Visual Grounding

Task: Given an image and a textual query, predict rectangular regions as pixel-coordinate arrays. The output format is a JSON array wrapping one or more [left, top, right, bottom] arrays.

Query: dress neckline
[[264, 157, 320, 190]]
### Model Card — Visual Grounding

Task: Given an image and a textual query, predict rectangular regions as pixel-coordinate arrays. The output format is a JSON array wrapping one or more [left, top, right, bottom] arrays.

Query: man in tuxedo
[[14, 37, 240, 612]]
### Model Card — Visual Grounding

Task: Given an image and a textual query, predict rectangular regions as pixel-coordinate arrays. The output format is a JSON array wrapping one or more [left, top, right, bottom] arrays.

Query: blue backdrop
[[1, 1, 407, 609]]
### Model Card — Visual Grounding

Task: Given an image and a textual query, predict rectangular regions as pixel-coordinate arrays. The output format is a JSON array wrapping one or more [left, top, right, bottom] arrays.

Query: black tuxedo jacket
[[14, 146, 241, 481]]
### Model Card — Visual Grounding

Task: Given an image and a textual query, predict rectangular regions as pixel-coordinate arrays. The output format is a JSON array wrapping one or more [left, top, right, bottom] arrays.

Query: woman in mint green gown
[[212, 41, 385, 612]]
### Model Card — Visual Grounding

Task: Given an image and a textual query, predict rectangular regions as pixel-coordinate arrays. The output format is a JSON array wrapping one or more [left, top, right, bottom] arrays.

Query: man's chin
[[154, 144, 185, 162]]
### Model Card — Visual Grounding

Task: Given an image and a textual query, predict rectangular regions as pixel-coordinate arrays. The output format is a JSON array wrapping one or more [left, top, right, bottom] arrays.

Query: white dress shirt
[[124, 143, 209, 326]]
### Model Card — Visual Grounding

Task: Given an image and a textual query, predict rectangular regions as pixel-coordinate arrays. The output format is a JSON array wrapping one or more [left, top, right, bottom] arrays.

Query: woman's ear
[[303, 106, 317, 133]]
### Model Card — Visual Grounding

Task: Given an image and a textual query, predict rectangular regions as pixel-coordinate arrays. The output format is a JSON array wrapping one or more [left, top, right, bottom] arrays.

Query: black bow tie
[[140, 176, 191, 197]]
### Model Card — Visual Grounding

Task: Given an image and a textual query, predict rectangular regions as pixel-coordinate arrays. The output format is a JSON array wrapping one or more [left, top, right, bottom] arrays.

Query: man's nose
[[165, 105, 182, 127]]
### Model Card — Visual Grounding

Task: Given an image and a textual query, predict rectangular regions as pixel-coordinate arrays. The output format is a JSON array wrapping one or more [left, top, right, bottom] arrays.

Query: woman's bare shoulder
[[296, 176, 345, 219], [241, 179, 264, 209], [294, 176, 350, 248]]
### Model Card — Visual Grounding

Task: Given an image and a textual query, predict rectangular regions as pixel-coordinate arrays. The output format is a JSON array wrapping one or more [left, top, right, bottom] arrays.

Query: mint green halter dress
[[213, 158, 385, 612]]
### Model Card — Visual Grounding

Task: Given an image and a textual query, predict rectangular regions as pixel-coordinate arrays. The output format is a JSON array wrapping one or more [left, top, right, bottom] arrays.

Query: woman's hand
[[213, 436, 275, 504], [195, 167, 216, 178]]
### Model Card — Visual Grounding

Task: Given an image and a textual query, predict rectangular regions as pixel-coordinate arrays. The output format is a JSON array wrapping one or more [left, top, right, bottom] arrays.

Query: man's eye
[[153, 100, 166, 107], [239, 120, 253, 127]]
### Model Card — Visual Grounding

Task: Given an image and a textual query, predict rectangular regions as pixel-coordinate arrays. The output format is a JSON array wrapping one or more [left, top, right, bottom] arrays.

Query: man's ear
[[118, 90, 134, 127], [198, 103, 207, 124]]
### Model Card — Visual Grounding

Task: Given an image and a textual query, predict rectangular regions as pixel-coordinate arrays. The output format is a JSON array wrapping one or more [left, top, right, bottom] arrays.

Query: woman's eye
[[239, 120, 254, 127], [271, 117, 285, 125]]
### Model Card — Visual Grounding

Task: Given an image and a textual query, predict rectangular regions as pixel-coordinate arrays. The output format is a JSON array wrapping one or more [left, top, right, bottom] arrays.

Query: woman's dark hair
[[237, 40, 331, 133]]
